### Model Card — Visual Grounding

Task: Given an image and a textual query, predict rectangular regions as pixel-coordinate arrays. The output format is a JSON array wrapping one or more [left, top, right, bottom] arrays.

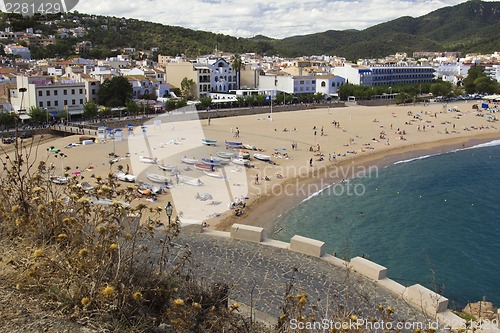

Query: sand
[[3, 101, 499, 230]]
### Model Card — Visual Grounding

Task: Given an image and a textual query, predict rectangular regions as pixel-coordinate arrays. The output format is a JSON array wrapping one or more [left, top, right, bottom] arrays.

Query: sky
[[75, 0, 473, 39]]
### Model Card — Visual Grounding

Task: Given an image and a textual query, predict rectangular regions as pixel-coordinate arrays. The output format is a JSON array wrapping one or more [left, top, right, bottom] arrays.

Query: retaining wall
[[195, 224, 499, 331]]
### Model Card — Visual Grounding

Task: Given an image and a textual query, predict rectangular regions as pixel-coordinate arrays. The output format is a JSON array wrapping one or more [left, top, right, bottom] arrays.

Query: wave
[[393, 154, 434, 165], [393, 139, 500, 165], [301, 182, 336, 203], [467, 139, 500, 149]]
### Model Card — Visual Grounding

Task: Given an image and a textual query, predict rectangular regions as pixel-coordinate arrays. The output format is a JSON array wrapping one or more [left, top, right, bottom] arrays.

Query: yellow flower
[[79, 248, 89, 257], [33, 249, 44, 258], [96, 225, 106, 234], [11, 205, 20, 214], [230, 302, 240, 310], [132, 291, 143, 301], [109, 243, 118, 251], [101, 286, 114, 297], [378, 305, 384, 310], [386, 306, 394, 313], [192, 302, 201, 309], [172, 299, 184, 306], [76, 198, 90, 204], [81, 297, 91, 306], [16, 283, 22, 290], [57, 233, 68, 240], [350, 314, 358, 321], [124, 232, 132, 239], [299, 296, 307, 305]]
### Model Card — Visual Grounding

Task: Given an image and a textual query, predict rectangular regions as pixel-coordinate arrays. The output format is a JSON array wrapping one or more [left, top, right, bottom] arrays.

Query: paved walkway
[[172, 232, 431, 327]]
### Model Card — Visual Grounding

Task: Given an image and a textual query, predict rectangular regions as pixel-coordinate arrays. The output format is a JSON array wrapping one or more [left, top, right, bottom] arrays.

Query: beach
[[4, 101, 499, 231]]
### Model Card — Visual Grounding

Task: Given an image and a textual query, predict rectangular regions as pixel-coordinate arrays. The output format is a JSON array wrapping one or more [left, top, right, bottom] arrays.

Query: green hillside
[[0, 0, 499, 59]]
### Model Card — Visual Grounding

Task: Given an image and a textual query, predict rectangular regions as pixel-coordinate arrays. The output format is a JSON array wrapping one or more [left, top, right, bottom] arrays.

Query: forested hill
[[1, 0, 499, 59]]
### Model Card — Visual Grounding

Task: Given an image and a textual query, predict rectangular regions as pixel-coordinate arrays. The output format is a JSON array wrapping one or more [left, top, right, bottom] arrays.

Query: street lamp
[[165, 201, 173, 225]]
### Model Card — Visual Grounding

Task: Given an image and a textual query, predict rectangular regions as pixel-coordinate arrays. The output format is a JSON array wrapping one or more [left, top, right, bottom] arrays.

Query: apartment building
[[10, 76, 86, 116]]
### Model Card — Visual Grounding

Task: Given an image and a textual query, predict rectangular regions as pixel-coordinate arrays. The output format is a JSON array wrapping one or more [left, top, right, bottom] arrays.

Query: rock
[[463, 301, 497, 320]]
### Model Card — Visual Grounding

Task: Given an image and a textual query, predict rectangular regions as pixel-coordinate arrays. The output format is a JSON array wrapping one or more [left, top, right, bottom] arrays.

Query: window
[[72, 99, 76, 105], [71, 89, 75, 94], [80, 99, 83, 104], [38, 91, 42, 97], [79, 88, 83, 94], [64, 100, 68, 105], [46, 90, 50, 96], [54, 90, 58, 96], [63, 90, 67, 95], [39, 101, 43, 107], [91, 89, 95, 94], [55, 101, 58, 106], [47, 101, 51, 107], [321, 82, 326, 87]]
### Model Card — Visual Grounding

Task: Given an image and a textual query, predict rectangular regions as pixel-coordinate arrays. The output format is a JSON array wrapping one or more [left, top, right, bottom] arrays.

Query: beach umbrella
[[72, 171, 81, 175], [415, 113, 421, 117]]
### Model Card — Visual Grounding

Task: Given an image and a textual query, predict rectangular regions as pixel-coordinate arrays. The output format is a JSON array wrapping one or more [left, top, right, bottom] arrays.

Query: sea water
[[272, 140, 500, 308]]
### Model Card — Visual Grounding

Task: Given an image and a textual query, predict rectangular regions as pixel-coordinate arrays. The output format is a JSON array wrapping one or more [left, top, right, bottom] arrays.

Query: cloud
[[75, 0, 471, 39]]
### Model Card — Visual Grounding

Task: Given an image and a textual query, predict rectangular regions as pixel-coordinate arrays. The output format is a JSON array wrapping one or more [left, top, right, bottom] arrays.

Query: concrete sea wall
[[187, 223, 500, 331]]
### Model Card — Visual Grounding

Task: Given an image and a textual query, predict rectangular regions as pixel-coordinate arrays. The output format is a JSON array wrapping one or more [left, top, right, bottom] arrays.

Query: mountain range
[[1, 0, 499, 59]]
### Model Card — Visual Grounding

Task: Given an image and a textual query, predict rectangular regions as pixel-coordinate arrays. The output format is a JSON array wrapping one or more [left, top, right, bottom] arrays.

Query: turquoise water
[[272, 140, 500, 308]]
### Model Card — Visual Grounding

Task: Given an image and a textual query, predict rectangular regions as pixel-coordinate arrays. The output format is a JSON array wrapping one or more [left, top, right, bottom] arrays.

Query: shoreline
[[212, 131, 500, 234]]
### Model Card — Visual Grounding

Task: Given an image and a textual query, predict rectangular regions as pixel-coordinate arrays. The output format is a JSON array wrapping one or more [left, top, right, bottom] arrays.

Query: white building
[[434, 62, 471, 82], [258, 73, 316, 95], [10, 76, 87, 117], [332, 63, 372, 86], [484, 64, 500, 82], [315, 74, 345, 97]]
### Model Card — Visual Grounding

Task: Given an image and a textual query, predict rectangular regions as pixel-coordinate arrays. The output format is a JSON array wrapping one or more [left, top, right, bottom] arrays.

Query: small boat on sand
[[231, 157, 250, 166], [181, 157, 199, 164], [201, 139, 217, 146], [243, 144, 257, 150], [201, 157, 222, 166], [253, 153, 271, 161], [178, 175, 203, 186], [158, 164, 177, 171], [114, 171, 136, 182], [51, 175, 68, 184], [140, 156, 158, 164], [235, 149, 250, 159], [217, 151, 235, 159], [203, 170, 225, 178], [147, 173, 169, 184], [225, 141, 243, 148], [194, 163, 213, 171]]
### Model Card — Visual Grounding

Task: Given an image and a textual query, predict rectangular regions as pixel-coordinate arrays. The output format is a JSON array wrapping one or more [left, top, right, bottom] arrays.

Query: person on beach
[[255, 174, 259, 185], [309, 158, 313, 167]]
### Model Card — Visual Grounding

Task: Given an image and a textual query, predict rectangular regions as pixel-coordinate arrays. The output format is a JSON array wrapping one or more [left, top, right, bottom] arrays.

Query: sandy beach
[[3, 101, 499, 231]]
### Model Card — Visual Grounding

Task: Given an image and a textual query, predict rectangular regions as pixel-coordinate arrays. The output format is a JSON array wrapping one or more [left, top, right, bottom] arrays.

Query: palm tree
[[230, 54, 243, 90]]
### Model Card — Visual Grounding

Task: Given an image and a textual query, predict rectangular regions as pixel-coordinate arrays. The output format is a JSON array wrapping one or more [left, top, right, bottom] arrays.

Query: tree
[[430, 80, 452, 97], [164, 99, 177, 111], [463, 65, 486, 94], [199, 96, 212, 109], [180, 77, 197, 100], [83, 102, 98, 120], [28, 106, 47, 123], [125, 100, 140, 116], [97, 77, 133, 107], [230, 54, 243, 89]]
